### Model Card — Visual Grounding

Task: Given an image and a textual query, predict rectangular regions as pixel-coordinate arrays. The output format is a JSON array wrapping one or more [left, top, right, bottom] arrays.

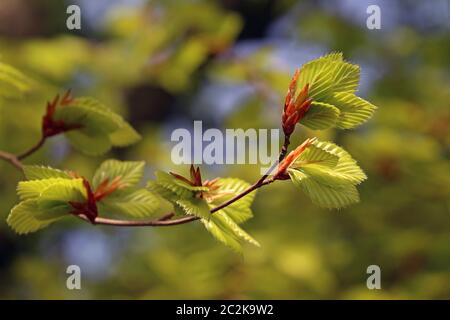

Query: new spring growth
[[42, 90, 80, 137], [69, 175, 126, 223], [274, 137, 317, 180], [282, 69, 312, 137], [170, 165, 223, 201]]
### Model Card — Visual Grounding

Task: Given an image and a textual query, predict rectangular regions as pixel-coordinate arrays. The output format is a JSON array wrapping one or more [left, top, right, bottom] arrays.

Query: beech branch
[[0, 130, 290, 228], [17, 136, 46, 160]]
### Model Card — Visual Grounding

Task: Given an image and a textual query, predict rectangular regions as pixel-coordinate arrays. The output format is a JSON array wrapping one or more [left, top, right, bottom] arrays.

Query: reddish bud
[[171, 165, 203, 187], [282, 69, 312, 137], [41, 90, 81, 138], [69, 178, 98, 223], [274, 137, 317, 180]]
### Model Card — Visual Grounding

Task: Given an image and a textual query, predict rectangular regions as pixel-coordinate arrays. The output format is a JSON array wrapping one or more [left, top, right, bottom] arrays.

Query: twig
[[17, 136, 46, 160], [0, 150, 23, 170], [78, 178, 275, 227], [0, 89, 292, 229]]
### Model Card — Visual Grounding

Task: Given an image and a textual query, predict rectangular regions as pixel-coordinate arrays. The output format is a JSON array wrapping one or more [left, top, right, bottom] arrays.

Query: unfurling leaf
[[295, 53, 377, 130], [92, 160, 145, 189], [300, 102, 339, 130], [22, 165, 72, 180], [99, 189, 159, 218], [202, 213, 260, 253], [147, 169, 258, 251], [47, 96, 141, 155], [7, 200, 68, 235], [8, 177, 84, 234], [287, 139, 366, 209], [8, 160, 159, 234], [207, 178, 255, 223]]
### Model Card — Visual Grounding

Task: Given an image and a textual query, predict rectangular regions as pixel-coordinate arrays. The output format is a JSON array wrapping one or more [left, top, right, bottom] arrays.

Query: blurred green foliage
[[0, 0, 449, 299]]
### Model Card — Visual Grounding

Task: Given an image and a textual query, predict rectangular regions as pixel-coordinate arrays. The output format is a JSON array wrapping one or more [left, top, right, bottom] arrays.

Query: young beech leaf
[[147, 180, 182, 203], [208, 178, 255, 224], [7, 199, 69, 235], [288, 139, 366, 209], [73, 98, 141, 146], [311, 140, 367, 184], [294, 143, 339, 168], [17, 178, 74, 201], [98, 189, 159, 218], [92, 160, 145, 189], [65, 130, 112, 156], [148, 171, 202, 200], [289, 170, 360, 209], [54, 104, 120, 134], [301, 102, 339, 130], [23, 165, 71, 180], [51, 97, 141, 155], [202, 213, 260, 253], [176, 198, 210, 220], [147, 170, 211, 218], [36, 179, 86, 211], [328, 92, 377, 129], [296, 53, 376, 130]]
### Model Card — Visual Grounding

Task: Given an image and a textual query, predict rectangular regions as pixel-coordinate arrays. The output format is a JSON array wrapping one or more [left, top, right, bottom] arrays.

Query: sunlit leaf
[[23, 165, 71, 180], [92, 159, 145, 189], [208, 178, 255, 223], [301, 101, 340, 130], [99, 189, 159, 218], [202, 213, 260, 252], [176, 198, 210, 220], [17, 178, 73, 201], [288, 139, 366, 209], [7, 199, 68, 235], [328, 92, 377, 129], [289, 169, 359, 209], [37, 179, 86, 211]]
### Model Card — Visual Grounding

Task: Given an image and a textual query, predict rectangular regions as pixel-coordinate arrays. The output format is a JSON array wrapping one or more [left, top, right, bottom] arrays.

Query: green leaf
[[294, 143, 339, 168], [149, 171, 204, 200], [0, 62, 32, 99], [147, 180, 182, 203], [287, 139, 366, 209], [176, 198, 210, 219], [23, 165, 71, 180], [209, 178, 255, 223], [289, 169, 359, 209], [7, 199, 68, 235], [99, 189, 159, 218], [311, 140, 367, 184], [52, 97, 141, 155], [54, 104, 119, 134], [301, 101, 340, 130], [17, 178, 73, 201], [37, 179, 86, 211], [295, 53, 376, 131], [202, 213, 260, 252], [92, 159, 145, 189], [328, 92, 377, 129], [65, 129, 112, 156], [68, 97, 141, 146], [109, 121, 141, 147], [297, 53, 360, 101]]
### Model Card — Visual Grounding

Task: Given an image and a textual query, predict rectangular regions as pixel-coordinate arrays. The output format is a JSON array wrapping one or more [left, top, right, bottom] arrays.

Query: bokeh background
[[0, 0, 449, 299]]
